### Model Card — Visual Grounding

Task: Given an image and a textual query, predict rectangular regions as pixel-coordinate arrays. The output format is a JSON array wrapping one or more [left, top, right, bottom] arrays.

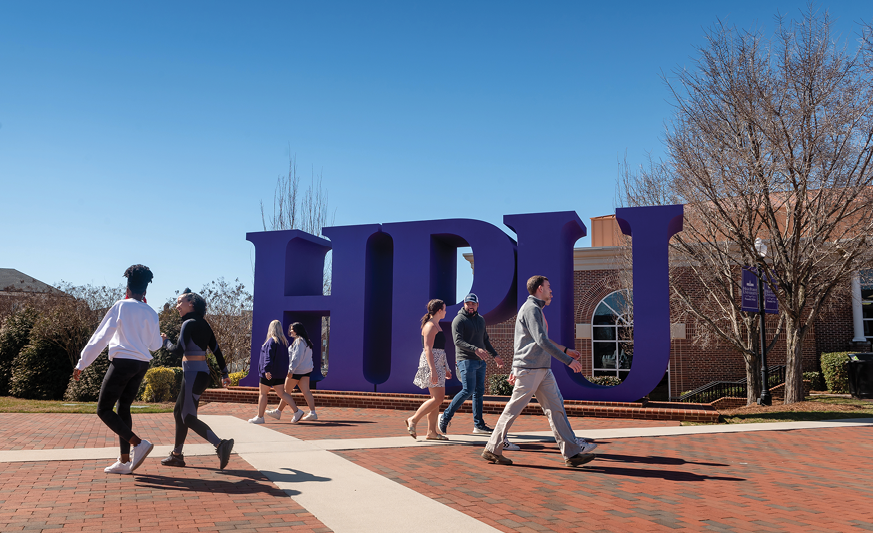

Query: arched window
[[591, 290, 633, 379]]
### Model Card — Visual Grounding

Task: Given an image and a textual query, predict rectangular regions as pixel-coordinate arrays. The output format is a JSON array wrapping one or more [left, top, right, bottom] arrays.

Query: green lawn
[[682, 396, 873, 425], [0, 397, 175, 414]]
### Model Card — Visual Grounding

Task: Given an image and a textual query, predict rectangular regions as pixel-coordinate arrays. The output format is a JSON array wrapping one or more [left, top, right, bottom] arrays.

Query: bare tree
[[30, 282, 125, 368], [620, 8, 873, 404], [260, 153, 336, 372], [260, 153, 335, 294], [199, 278, 253, 374]]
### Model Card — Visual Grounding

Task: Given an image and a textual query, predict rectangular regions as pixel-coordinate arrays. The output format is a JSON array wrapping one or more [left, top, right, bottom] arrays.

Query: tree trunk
[[783, 317, 805, 404], [745, 351, 761, 406]]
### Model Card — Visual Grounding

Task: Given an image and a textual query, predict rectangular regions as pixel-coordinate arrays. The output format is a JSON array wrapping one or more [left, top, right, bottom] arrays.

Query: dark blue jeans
[[442, 359, 487, 428]]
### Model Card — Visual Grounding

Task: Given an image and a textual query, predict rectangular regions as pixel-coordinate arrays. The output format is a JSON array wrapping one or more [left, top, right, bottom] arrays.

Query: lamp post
[[755, 238, 772, 406]]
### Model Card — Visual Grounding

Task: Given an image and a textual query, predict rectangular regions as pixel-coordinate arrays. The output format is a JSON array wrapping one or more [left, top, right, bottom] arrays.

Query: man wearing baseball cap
[[438, 293, 504, 434]]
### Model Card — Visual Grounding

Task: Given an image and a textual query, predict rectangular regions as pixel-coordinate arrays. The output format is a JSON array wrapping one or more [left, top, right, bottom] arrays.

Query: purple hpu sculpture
[[242, 205, 683, 402]]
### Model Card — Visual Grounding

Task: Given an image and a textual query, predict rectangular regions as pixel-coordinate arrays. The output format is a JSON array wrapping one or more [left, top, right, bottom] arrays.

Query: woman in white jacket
[[266, 322, 317, 422]]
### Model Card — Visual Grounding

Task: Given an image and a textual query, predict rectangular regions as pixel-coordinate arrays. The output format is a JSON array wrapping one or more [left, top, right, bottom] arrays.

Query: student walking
[[482, 275, 596, 468], [505, 312, 597, 454], [248, 320, 299, 424], [159, 289, 234, 469], [438, 293, 503, 435], [266, 322, 318, 423], [73, 265, 162, 475], [405, 299, 452, 440]]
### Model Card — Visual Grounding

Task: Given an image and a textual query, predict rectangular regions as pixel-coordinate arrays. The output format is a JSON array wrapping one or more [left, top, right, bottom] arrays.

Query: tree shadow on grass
[[134, 468, 330, 496]]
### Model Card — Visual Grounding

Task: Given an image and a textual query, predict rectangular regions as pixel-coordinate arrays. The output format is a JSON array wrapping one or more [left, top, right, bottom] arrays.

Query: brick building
[[475, 217, 869, 400]]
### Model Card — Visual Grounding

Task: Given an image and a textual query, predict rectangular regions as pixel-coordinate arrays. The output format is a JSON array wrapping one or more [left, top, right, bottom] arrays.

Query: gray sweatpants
[[485, 367, 582, 459]]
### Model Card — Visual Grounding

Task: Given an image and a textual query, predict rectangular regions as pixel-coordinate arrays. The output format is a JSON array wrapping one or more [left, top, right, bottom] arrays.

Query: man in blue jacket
[[439, 293, 504, 434]]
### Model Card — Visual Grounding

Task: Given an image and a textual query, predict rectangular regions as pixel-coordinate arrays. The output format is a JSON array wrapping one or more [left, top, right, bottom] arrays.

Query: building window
[[861, 269, 873, 340], [591, 290, 633, 379]]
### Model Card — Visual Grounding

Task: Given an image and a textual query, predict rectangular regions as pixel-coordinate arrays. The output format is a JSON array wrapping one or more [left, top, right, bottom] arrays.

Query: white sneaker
[[502, 441, 520, 451], [248, 416, 265, 424], [104, 459, 132, 475], [130, 439, 153, 472], [578, 440, 598, 453], [302, 411, 318, 421], [290, 409, 305, 424], [265, 409, 281, 420]]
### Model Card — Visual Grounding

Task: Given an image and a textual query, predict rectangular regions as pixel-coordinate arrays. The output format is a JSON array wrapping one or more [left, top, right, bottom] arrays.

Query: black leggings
[[97, 358, 149, 456], [173, 367, 220, 454]]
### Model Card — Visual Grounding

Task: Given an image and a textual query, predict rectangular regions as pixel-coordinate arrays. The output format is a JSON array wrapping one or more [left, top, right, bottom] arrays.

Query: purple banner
[[741, 267, 779, 314], [741, 267, 759, 312], [763, 274, 779, 314]]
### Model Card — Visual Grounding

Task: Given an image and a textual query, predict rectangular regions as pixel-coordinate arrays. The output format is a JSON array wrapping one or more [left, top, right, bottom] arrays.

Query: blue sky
[[1, 1, 871, 309]]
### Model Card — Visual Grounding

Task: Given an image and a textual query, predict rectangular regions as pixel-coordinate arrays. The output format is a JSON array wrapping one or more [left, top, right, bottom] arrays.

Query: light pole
[[755, 238, 772, 406]]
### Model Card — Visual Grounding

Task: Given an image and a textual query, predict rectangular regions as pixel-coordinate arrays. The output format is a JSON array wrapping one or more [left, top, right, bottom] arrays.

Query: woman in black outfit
[[159, 289, 234, 469]]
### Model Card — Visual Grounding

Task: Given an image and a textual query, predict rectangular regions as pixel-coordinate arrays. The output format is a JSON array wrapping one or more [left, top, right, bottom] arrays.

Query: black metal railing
[[677, 365, 786, 404]]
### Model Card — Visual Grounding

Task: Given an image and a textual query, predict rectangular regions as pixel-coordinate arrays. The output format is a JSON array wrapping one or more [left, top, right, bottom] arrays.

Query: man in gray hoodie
[[482, 275, 596, 467]]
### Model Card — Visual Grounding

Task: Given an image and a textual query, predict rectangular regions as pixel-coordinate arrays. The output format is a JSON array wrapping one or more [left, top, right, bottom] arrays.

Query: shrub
[[0, 308, 39, 396], [585, 375, 622, 387], [140, 367, 179, 402], [803, 371, 824, 391], [9, 338, 73, 399], [487, 374, 513, 396], [820, 352, 850, 393], [150, 303, 182, 368], [63, 349, 110, 402], [229, 371, 247, 386]]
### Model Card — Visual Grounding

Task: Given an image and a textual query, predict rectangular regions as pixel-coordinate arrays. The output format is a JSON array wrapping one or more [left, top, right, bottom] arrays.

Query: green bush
[[803, 371, 824, 391], [820, 352, 850, 393], [0, 308, 39, 396], [150, 304, 182, 368], [63, 349, 110, 402], [586, 375, 622, 387], [487, 374, 513, 395], [229, 371, 247, 386], [9, 338, 73, 400], [140, 367, 178, 402]]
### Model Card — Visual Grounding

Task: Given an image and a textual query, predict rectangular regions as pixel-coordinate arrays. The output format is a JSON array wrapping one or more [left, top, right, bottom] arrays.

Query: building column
[[851, 271, 867, 343]]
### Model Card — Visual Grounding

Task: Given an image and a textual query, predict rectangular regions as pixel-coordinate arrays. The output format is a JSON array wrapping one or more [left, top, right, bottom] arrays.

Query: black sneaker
[[472, 425, 493, 435], [160, 453, 186, 467], [565, 453, 596, 468], [216, 439, 234, 470]]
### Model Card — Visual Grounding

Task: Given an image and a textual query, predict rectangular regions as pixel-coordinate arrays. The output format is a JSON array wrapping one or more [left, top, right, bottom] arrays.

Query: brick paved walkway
[[338, 425, 873, 532], [0, 403, 871, 532]]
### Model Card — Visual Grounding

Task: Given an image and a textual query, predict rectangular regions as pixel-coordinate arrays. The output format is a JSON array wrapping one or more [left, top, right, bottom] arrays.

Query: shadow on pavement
[[591, 452, 729, 467], [509, 461, 745, 482], [135, 471, 298, 495]]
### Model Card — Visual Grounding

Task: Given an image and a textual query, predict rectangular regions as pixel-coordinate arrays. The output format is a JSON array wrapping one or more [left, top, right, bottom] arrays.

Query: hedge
[[229, 371, 247, 386], [821, 352, 850, 393], [803, 371, 824, 391], [63, 349, 110, 402], [140, 367, 179, 402], [586, 375, 622, 387], [487, 374, 513, 396], [0, 308, 39, 396], [9, 338, 73, 400]]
